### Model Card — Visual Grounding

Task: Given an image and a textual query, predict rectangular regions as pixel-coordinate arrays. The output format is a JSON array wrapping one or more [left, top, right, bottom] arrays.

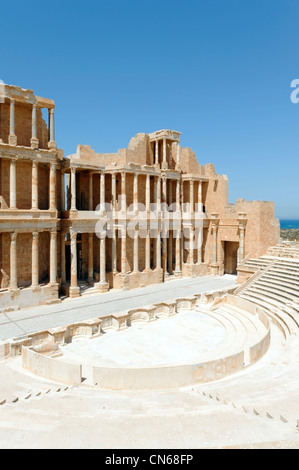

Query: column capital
[[32, 160, 38, 169], [10, 157, 18, 166], [32, 231, 39, 239], [10, 231, 17, 241], [50, 229, 57, 239], [71, 166, 76, 173], [70, 231, 77, 241]]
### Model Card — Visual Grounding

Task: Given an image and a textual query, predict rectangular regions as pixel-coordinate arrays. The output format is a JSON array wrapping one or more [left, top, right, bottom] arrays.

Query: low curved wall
[[8, 284, 272, 390], [22, 346, 82, 385], [219, 294, 271, 364], [93, 351, 245, 390]]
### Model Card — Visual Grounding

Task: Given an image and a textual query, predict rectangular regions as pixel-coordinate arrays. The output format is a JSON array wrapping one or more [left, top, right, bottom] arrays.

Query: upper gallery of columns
[[0, 83, 62, 155], [65, 130, 211, 178]]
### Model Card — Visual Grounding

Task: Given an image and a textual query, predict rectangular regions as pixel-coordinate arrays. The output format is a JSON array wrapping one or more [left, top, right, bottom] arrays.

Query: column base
[[88, 277, 95, 286], [48, 140, 57, 150], [210, 263, 220, 276], [9, 135, 17, 146], [9, 287, 20, 293], [31, 285, 41, 292], [174, 269, 182, 278], [30, 137, 39, 149], [69, 286, 80, 298], [95, 281, 109, 293]]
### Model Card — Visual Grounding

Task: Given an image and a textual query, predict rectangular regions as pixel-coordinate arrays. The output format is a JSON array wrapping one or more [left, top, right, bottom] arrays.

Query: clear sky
[[1, 0, 298, 218]]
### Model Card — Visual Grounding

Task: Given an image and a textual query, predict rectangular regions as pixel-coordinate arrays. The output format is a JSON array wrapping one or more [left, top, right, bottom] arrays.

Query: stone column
[[49, 229, 57, 285], [210, 214, 219, 275], [239, 227, 245, 263], [112, 226, 117, 273], [9, 99, 17, 146], [31, 161, 38, 210], [155, 140, 159, 165], [157, 176, 161, 212], [32, 231, 39, 288], [98, 231, 108, 292], [190, 180, 194, 215], [162, 232, 168, 276], [48, 108, 56, 149], [162, 138, 168, 169], [100, 171, 105, 213], [61, 232, 66, 284], [121, 228, 126, 275], [175, 227, 182, 276], [9, 158, 17, 209], [133, 228, 139, 272], [212, 225, 217, 264], [88, 172, 93, 211], [60, 172, 65, 211], [146, 174, 150, 213], [189, 227, 194, 264], [162, 177, 167, 205], [133, 173, 138, 212], [10, 232, 18, 290], [156, 228, 161, 269], [30, 104, 39, 149], [197, 224, 203, 265], [168, 229, 173, 273], [70, 231, 80, 297], [176, 179, 180, 210], [71, 167, 76, 210], [198, 181, 202, 212], [145, 228, 151, 271], [88, 233, 94, 283], [237, 213, 247, 264], [111, 173, 116, 212], [121, 172, 126, 212], [49, 163, 56, 210]]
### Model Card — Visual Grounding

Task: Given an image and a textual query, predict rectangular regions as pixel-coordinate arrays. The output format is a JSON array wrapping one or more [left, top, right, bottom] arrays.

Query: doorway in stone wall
[[223, 241, 239, 274]]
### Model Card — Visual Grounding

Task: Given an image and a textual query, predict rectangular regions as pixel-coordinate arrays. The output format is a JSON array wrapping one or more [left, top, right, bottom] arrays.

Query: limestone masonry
[[0, 84, 280, 310]]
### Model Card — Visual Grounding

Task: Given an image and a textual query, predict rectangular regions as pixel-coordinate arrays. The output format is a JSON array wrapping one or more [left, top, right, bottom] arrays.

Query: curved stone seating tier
[[17, 288, 270, 390], [236, 249, 299, 340], [239, 292, 298, 339]]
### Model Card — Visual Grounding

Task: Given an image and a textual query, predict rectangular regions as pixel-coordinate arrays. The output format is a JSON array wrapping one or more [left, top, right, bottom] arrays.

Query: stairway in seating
[[237, 252, 299, 338]]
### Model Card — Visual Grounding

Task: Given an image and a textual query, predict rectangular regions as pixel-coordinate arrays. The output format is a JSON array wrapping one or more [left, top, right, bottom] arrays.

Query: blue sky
[[1, 0, 298, 218]]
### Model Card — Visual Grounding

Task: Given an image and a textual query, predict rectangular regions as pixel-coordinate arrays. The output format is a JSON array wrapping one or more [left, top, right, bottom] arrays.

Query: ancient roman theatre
[[0, 84, 298, 449]]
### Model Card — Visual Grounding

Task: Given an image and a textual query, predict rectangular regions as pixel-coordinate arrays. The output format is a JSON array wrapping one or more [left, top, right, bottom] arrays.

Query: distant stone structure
[[0, 83, 280, 309]]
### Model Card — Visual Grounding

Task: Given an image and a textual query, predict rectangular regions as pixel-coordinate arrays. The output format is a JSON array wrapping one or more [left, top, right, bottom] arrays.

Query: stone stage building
[[0, 84, 280, 309]]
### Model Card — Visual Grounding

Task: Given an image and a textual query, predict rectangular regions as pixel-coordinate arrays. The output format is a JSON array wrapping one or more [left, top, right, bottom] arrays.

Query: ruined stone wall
[[39, 231, 50, 283], [235, 200, 280, 258], [180, 148, 201, 175], [0, 159, 9, 207], [16, 160, 32, 209], [204, 174, 229, 219], [0, 103, 10, 144]]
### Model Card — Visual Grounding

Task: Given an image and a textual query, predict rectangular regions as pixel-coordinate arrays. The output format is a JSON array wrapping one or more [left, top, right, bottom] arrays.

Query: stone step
[[260, 274, 299, 291], [218, 304, 266, 344], [238, 292, 297, 336], [251, 281, 299, 301], [244, 284, 296, 304]]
